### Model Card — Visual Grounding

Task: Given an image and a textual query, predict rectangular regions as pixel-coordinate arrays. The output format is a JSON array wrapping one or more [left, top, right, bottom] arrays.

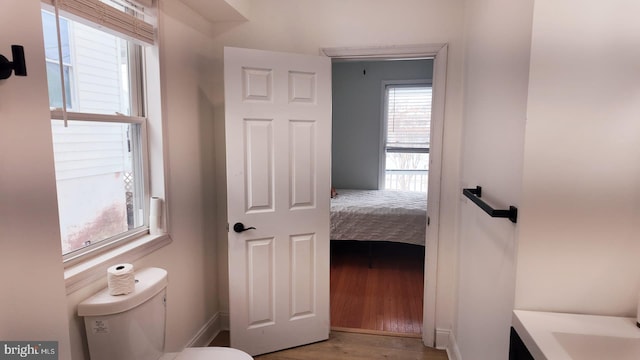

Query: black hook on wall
[[0, 45, 27, 80]]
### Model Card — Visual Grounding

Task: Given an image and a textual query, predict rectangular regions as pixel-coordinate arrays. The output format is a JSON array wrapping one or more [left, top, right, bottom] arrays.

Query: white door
[[224, 47, 332, 356]]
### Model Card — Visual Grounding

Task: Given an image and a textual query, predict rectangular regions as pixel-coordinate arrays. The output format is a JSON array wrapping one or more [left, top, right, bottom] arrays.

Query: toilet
[[78, 267, 252, 360]]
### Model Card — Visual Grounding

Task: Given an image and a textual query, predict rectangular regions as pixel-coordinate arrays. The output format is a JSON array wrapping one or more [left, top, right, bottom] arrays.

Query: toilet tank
[[78, 267, 168, 360]]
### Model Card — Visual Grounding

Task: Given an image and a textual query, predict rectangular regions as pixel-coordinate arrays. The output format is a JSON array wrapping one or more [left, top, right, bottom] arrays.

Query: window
[[42, 12, 72, 109], [383, 84, 432, 192], [41, 0, 154, 260]]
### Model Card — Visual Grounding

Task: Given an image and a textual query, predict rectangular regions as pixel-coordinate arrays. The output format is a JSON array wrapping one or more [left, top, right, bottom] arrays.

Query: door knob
[[233, 222, 256, 233]]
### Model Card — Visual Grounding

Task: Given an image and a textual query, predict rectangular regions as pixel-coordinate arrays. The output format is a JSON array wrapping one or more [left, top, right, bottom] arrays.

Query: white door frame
[[321, 43, 448, 347]]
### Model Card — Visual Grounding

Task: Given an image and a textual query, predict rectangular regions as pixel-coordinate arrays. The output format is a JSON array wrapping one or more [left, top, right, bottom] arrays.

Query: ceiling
[[178, 0, 249, 23]]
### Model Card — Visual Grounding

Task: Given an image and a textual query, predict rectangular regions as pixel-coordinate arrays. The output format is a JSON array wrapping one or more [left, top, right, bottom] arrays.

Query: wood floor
[[330, 241, 425, 334], [210, 331, 448, 360]]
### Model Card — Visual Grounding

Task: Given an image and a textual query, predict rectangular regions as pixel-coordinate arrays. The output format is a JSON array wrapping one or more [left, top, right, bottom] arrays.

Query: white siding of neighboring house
[[51, 121, 128, 180], [72, 21, 129, 115]]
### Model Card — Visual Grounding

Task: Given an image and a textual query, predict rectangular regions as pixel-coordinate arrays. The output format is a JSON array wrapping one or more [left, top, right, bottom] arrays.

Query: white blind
[[385, 85, 432, 151], [44, 0, 155, 45]]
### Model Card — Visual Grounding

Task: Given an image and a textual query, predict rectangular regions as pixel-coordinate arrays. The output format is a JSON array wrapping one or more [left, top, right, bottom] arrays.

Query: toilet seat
[[173, 347, 253, 360]]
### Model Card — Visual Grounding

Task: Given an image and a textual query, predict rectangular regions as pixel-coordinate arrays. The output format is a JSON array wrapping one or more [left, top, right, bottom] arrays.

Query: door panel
[[290, 233, 315, 319], [289, 120, 316, 208], [244, 119, 274, 212], [225, 47, 331, 356], [246, 237, 275, 328]]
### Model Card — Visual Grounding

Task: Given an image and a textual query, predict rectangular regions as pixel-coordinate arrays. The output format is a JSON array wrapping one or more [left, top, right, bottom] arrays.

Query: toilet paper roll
[[107, 263, 135, 296], [149, 197, 163, 235]]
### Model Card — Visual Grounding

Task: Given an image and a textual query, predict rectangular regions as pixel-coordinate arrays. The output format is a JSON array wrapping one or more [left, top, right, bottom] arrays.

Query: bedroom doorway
[[322, 44, 448, 346]]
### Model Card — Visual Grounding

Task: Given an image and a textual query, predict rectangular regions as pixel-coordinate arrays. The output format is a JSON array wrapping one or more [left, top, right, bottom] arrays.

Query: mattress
[[330, 189, 427, 246]]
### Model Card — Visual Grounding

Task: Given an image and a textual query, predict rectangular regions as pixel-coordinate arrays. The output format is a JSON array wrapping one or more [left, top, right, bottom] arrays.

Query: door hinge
[[427, 216, 430, 226]]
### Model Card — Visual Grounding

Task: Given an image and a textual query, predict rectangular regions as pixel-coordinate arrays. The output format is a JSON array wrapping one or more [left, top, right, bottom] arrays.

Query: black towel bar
[[462, 186, 518, 223]]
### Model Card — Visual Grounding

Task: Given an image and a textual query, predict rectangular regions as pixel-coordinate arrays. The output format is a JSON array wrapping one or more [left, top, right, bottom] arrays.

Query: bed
[[330, 189, 427, 246]]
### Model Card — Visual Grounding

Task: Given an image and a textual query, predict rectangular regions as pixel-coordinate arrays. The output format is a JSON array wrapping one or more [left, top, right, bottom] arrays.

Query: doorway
[[329, 58, 432, 336], [322, 44, 448, 346]]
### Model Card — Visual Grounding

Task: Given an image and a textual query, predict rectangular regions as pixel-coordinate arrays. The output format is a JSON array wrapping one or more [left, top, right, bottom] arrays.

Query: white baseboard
[[185, 312, 223, 347], [446, 330, 462, 360], [435, 328, 450, 350], [220, 311, 229, 330]]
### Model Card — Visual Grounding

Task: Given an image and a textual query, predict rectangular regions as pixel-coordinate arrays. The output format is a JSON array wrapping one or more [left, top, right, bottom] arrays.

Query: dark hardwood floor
[[330, 240, 425, 335]]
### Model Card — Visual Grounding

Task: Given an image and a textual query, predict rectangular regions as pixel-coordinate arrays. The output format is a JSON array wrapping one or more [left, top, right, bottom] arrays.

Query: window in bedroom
[[383, 83, 432, 192], [41, 0, 155, 261]]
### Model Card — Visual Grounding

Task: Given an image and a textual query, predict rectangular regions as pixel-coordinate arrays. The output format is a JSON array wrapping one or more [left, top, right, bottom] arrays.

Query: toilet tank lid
[[77, 267, 168, 317]]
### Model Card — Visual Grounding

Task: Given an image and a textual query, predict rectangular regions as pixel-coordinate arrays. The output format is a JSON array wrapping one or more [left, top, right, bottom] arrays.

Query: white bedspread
[[330, 189, 427, 246]]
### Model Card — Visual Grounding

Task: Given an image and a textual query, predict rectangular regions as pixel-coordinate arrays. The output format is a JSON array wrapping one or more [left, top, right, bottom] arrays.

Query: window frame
[[379, 79, 432, 190], [42, 5, 155, 265], [52, 112, 151, 265]]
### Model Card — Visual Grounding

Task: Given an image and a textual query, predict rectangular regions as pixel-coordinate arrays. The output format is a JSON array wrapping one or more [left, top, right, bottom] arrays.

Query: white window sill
[[64, 233, 172, 294]]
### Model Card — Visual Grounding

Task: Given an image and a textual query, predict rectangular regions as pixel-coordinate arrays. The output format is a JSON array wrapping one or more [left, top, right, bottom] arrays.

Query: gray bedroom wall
[[331, 59, 434, 189]]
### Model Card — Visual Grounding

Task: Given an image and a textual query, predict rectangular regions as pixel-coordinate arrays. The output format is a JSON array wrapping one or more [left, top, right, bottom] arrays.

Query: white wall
[[516, 0, 640, 316], [153, 1, 221, 349], [208, 0, 466, 337], [0, 0, 72, 358], [453, 0, 534, 359], [454, 1, 640, 359]]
